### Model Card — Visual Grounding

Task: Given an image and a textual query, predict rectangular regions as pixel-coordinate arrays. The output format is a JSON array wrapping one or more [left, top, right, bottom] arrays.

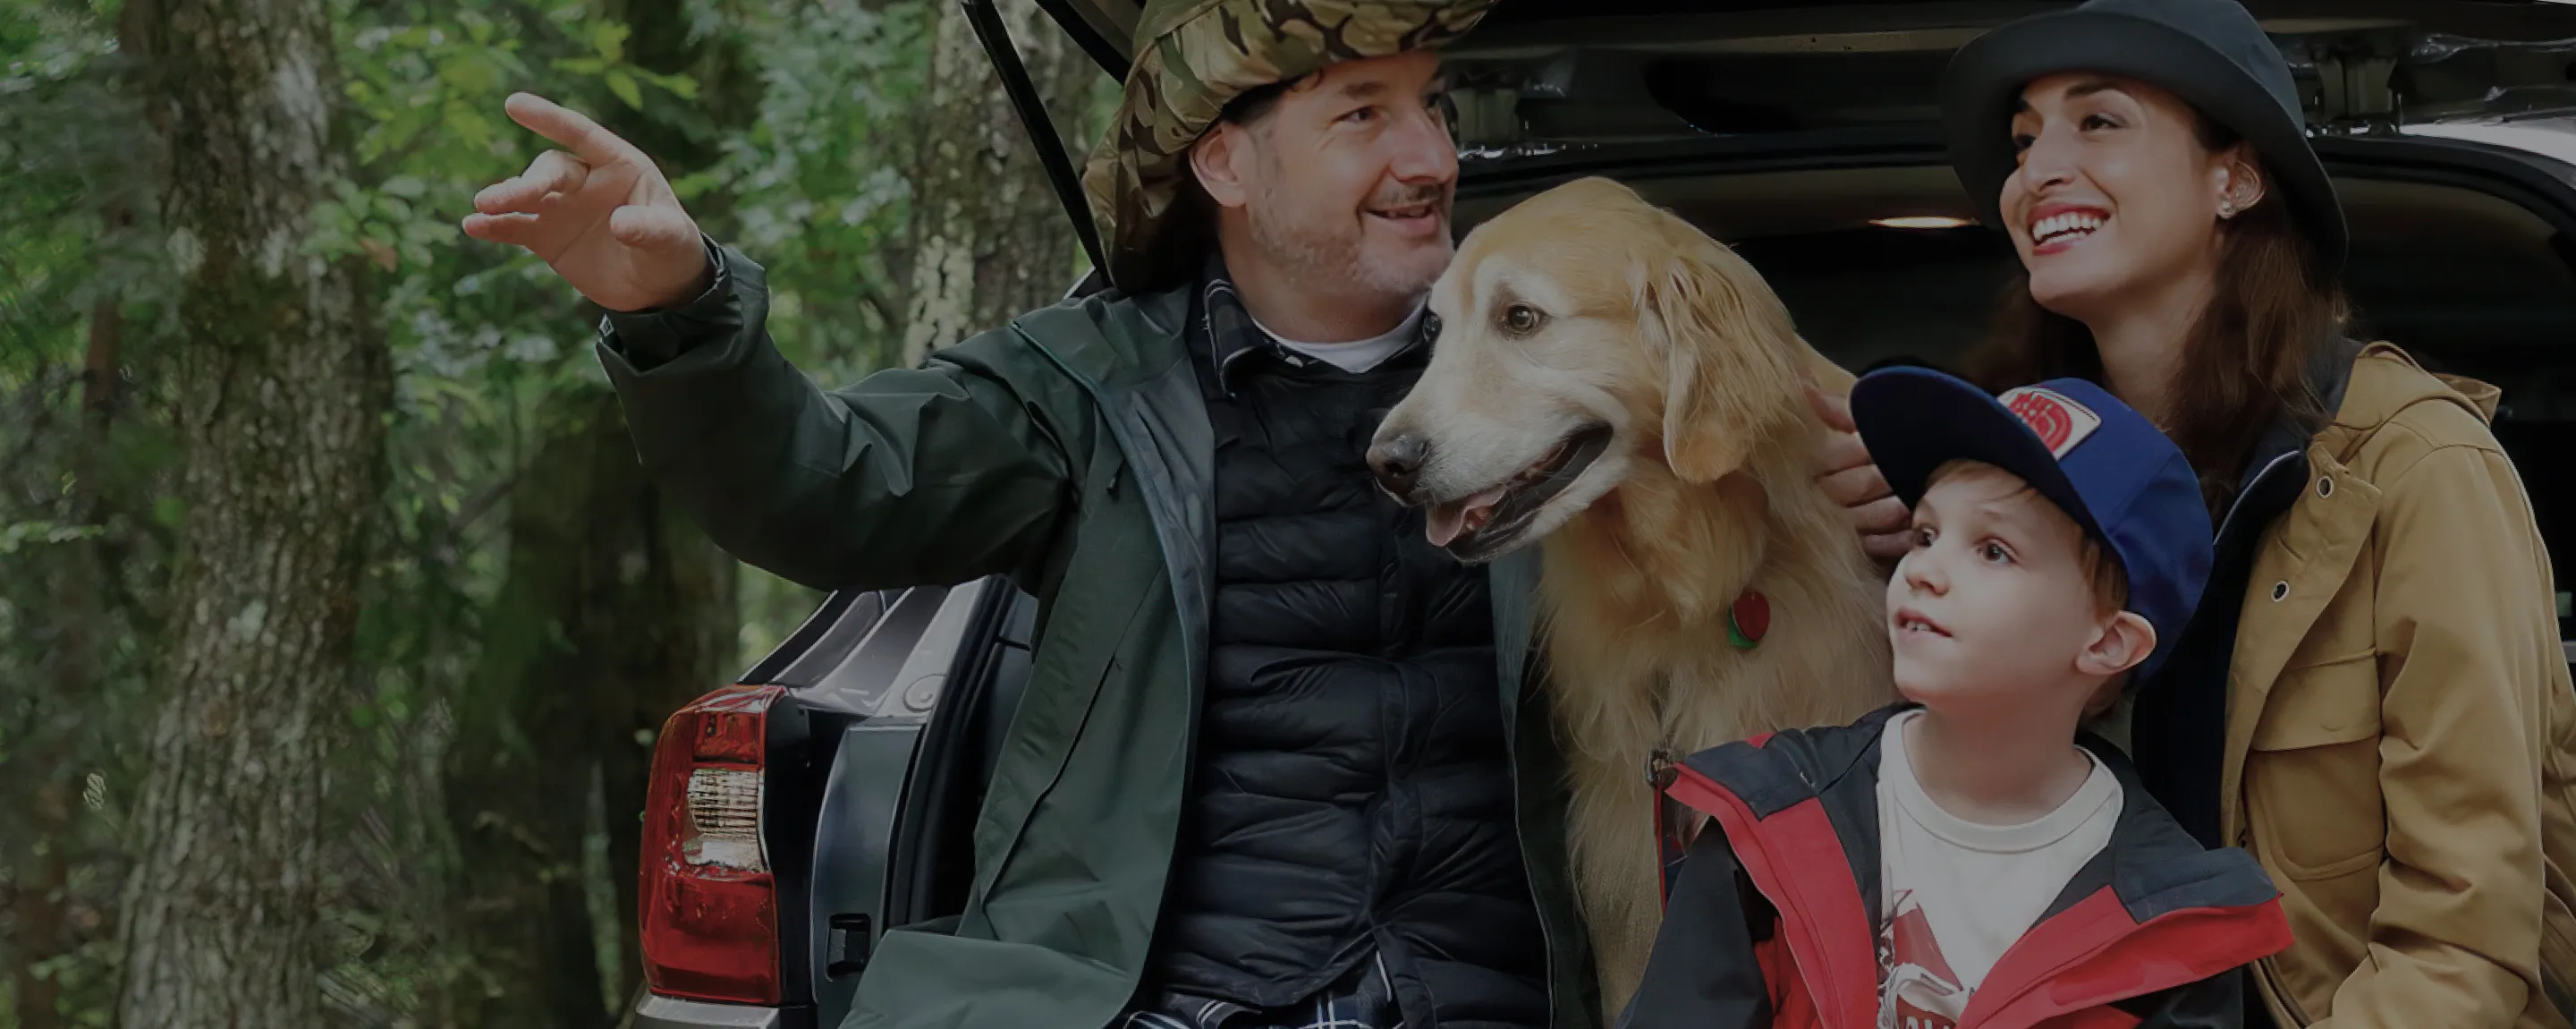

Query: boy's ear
[[2076, 611, 2157, 679]]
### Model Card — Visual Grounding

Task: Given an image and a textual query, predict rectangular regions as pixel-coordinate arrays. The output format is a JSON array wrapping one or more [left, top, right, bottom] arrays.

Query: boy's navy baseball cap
[[1850, 368, 2214, 680]]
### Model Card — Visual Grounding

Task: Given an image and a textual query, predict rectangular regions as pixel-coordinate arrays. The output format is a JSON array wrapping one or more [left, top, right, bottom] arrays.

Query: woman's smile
[[2027, 202, 2110, 255]]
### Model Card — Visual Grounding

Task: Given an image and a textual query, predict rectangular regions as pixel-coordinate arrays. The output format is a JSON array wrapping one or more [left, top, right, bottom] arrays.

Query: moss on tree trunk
[[110, 0, 390, 1020], [901, 0, 1105, 365]]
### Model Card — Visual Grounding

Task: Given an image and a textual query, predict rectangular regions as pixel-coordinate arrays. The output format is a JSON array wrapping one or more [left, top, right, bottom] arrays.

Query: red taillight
[[640, 684, 786, 1005]]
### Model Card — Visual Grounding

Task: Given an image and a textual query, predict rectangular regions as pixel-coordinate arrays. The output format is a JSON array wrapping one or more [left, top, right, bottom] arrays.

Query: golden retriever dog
[[1368, 176, 1895, 1016]]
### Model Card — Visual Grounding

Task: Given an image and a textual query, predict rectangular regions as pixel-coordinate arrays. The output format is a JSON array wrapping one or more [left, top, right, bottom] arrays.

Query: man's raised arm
[[462, 93, 1083, 591]]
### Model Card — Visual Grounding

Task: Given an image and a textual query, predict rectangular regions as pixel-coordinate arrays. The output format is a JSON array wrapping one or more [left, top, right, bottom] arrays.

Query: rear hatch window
[[1432, 0, 2576, 161]]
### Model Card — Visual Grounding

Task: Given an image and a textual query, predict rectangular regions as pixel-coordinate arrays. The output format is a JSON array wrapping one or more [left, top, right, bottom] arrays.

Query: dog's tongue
[[1426, 486, 1511, 548]]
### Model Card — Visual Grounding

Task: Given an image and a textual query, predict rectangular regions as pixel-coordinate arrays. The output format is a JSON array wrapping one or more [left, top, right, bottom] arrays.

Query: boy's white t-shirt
[[1876, 710, 2122, 1029]]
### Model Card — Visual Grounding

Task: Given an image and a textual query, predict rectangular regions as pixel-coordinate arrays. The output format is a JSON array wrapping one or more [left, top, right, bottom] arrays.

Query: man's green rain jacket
[[598, 245, 1600, 1029]]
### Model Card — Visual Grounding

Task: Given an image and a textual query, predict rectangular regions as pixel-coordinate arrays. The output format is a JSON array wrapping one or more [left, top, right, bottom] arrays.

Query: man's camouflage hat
[[1080, 0, 1496, 289]]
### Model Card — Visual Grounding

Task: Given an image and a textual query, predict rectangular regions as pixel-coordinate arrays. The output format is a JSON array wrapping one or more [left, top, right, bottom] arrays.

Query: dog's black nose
[[1368, 435, 1431, 498]]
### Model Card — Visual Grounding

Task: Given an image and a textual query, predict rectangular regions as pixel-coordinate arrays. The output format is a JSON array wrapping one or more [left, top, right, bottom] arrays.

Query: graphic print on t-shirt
[[1872, 711, 2123, 1029], [1879, 888, 1968, 1029]]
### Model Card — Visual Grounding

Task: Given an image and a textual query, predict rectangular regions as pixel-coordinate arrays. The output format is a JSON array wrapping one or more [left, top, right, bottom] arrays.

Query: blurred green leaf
[[604, 69, 640, 109], [588, 19, 624, 62]]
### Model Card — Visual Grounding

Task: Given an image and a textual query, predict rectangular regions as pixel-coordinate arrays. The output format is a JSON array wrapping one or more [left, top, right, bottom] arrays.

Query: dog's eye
[[1500, 303, 1545, 336]]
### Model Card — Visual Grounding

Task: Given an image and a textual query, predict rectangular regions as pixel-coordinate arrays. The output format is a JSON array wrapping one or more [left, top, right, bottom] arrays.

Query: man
[[458, 1, 1596, 1027]]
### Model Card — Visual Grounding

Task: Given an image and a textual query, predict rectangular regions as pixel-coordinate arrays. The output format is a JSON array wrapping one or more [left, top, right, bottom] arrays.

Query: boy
[[1620, 369, 2292, 1029]]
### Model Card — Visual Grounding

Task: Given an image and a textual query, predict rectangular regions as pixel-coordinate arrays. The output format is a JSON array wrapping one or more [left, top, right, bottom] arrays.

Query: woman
[[1811, 0, 2576, 1025]]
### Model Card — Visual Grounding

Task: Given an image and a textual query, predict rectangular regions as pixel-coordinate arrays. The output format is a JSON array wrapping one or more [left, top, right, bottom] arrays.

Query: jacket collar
[[1668, 705, 2291, 1029], [2207, 338, 2358, 577], [1189, 252, 1431, 396], [2236, 336, 2362, 491]]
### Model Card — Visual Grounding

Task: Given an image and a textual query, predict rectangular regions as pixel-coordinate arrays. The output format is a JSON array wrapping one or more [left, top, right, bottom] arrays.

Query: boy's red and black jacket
[[1620, 706, 2293, 1029]]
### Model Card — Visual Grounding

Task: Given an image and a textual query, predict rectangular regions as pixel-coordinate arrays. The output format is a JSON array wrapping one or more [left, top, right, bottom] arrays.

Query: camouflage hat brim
[[1080, 0, 1496, 290]]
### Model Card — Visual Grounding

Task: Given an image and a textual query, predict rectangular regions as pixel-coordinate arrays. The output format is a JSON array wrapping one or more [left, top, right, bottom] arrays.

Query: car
[[628, 2, 2576, 1026]]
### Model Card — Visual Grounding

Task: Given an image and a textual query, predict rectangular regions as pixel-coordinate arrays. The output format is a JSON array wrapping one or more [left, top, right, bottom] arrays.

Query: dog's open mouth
[[1425, 424, 1614, 559]]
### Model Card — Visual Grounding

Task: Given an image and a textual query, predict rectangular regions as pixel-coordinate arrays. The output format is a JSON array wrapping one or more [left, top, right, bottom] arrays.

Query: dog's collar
[[1726, 591, 1772, 651]]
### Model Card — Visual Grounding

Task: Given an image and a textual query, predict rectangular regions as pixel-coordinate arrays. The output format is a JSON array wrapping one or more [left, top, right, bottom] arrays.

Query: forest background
[[0, 0, 1114, 1018]]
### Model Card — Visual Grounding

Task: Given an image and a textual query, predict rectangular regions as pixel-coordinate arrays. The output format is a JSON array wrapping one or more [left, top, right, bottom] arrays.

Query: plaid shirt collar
[[1192, 252, 1433, 397]]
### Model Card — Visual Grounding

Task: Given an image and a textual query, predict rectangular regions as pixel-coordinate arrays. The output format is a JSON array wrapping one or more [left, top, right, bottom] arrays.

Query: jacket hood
[[2331, 342, 2501, 431]]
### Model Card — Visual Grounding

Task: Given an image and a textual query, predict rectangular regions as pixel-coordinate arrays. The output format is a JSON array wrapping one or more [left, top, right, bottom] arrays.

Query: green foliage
[[711, 0, 932, 376], [0, 0, 1115, 1016]]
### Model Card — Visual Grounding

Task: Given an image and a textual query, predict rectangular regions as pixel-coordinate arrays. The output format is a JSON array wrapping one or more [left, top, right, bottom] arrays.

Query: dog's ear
[[1646, 237, 1805, 483]]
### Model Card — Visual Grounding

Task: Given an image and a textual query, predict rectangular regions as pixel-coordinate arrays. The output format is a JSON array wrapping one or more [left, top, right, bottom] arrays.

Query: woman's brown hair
[[1967, 115, 2350, 517]]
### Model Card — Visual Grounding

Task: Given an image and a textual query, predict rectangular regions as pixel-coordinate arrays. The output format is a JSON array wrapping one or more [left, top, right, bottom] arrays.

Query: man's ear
[[1645, 236, 1804, 483], [2077, 610, 2157, 678], [1190, 127, 1252, 210]]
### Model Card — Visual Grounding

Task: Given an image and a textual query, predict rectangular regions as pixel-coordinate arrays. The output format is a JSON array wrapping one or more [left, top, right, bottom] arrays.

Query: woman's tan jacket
[[2230, 343, 2576, 1028]]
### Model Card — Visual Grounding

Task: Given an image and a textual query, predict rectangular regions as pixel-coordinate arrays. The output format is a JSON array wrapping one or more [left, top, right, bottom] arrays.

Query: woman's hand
[[459, 93, 712, 313], [1808, 384, 1912, 561]]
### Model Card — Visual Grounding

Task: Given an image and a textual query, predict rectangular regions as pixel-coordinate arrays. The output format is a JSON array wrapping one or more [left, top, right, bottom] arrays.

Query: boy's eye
[[2080, 113, 2118, 132], [1911, 526, 1936, 549], [1979, 540, 2012, 563], [2011, 132, 2037, 152]]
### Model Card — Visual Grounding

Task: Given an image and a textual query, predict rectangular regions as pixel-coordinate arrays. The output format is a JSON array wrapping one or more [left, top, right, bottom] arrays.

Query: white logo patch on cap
[[1999, 386, 2102, 459]]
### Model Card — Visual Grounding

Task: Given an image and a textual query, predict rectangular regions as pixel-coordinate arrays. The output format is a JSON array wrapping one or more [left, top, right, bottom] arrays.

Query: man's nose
[[1368, 434, 1432, 499], [1387, 106, 1458, 183]]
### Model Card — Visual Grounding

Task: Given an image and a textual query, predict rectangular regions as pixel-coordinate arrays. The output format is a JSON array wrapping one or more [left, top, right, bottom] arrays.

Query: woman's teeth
[[2032, 211, 2105, 244]]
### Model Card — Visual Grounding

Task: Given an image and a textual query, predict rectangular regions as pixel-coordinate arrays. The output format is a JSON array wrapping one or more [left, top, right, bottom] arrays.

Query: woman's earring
[[2217, 201, 2237, 219]]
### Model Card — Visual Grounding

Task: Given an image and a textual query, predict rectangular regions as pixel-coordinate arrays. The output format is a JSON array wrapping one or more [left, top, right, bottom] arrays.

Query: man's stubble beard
[[1245, 157, 1451, 310]]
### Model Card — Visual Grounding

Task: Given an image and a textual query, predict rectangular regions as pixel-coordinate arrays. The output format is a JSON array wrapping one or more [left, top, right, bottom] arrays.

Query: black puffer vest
[[1148, 276, 1547, 1027]]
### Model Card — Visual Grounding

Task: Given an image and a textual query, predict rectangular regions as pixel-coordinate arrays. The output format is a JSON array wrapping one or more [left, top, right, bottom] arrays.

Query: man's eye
[[1341, 106, 1377, 124]]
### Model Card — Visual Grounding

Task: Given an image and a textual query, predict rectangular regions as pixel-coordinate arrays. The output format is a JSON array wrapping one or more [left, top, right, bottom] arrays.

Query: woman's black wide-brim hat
[[1939, 0, 2348, 274]]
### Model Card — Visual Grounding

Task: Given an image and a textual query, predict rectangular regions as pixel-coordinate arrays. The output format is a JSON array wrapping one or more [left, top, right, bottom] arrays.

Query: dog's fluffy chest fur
[[1537, 444, 1894, 1019]]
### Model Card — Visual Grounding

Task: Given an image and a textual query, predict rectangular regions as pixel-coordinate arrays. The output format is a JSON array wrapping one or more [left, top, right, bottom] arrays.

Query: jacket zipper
[[2220, 451, 2312, 1029], [1509, 703, 1562, 1025]]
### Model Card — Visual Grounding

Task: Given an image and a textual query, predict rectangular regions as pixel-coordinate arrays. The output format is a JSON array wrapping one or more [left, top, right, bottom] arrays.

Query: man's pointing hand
[[459, 92, 712, 313]]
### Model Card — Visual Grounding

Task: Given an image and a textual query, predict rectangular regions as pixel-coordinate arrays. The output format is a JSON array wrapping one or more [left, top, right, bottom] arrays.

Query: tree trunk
[[109, 0, 389, 1018], [901, 0, 1101, 365], [8, 290, 124, 1029], [443, 387, 737, 1029]]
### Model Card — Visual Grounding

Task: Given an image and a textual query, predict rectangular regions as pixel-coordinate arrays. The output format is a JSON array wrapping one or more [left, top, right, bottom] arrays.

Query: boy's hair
[[1925, 459, 2133, 714]]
